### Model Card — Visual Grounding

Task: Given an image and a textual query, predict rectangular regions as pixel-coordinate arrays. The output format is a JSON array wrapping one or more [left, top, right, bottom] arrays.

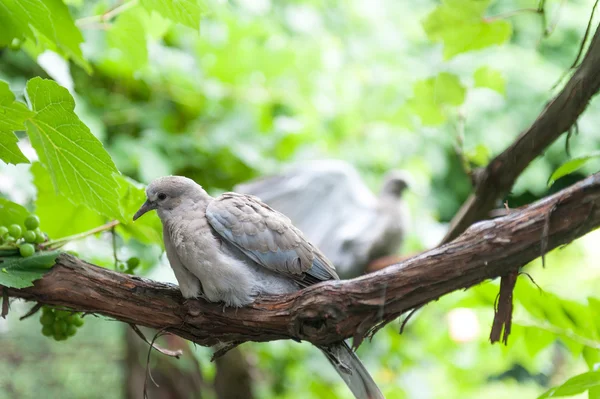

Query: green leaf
[[0, 0, 89, 71], [107, 10, 148, 70], [423, 0, 512, 59], [473, 66, 506, 95], [115, 175, 163, 245], [465, 144, 490, 167], [520, 325, 556, 357], [548, 152, 600, 187], [0, 250, 61, 288], [25, 78, 121, 218], [141, 0, 206, 30], [32, 162, 105, 239], [538, 371, 600, 398], [0, 81, 34, 164], [407, 72, 466, 126], [0, 198, 30, 234], [583, 347, 600, 370]]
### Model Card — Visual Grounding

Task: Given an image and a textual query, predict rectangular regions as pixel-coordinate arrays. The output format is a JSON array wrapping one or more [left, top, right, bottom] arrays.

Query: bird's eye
[[157, 193, 167, 201]]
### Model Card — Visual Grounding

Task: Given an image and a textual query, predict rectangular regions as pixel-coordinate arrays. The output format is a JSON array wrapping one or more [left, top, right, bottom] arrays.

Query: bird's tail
[[319, 342, 385, 399]]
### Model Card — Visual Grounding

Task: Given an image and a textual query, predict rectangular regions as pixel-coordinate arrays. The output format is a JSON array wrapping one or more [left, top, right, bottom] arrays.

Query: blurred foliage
[[1, 0, 600, 398]]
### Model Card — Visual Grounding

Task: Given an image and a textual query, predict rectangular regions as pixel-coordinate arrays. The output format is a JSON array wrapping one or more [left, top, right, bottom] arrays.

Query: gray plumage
[[133, 175, 385, 399], [235, 160, 410, 278]]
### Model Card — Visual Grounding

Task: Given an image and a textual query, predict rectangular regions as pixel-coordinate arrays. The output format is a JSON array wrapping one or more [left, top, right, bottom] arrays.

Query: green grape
[[0, 226, 8, 237], [42, 325, 54, 337], [4, 236, 15, 244], [126, 257, 140, 269], [54, 320, 68, 335], [19, 243, 35, 257], [118, 263, 126, 272], [55, 310, 70, 320], [34, 230, 46, 244], [40, 311, 54, 326], [23, 230, 37, 243], [8, 224, 22, 239], [71, 315, 84, 327], [53, 332, 67, 341], [66, 325, 77, 337], [24, 215, 40, 230]]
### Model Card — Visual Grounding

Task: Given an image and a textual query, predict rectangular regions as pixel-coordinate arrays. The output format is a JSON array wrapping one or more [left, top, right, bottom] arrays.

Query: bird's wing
[[234, 160, 379, 272], [206, 192, 339, 286]]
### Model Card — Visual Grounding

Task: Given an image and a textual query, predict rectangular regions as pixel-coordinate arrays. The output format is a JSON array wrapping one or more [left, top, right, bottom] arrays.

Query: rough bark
[[442, 22, 600, 244], [5, 172, 600, 347]]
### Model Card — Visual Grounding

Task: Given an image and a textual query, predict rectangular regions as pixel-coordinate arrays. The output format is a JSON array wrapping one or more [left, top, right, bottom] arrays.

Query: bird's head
[[380, 170, 411, 198], [133, 176, 206, 221]]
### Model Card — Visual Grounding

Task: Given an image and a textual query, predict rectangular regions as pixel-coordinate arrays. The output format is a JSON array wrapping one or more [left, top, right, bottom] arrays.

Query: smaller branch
[[129, 324, 183, 359], [517, 321, 600, 349], [1, 288, 8, 318], [484, 8, 540, 23], [19, 303, 43, 320], [43, 220, 120, 250], [489, 271, 518, 344], [569, 0, 599, 69], [75, 0, 139, 28], [144, 327, 171, 399]]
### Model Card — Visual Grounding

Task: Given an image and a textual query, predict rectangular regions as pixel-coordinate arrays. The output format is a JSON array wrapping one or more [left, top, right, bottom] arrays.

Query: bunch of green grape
[[0, 214, 46, 257], [39, 306, 85, 341], [117, 256, 140, 274]]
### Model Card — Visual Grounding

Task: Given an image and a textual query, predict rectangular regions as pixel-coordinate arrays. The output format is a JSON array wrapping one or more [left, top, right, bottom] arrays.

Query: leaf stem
[[484, 8, 541, 22], [75, 0, 139, 28], [42, 220, 120, 250]]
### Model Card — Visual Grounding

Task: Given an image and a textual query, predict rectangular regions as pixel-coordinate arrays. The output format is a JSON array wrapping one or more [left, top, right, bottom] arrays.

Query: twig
[[570, 0, 599, 69], [75, 0, 139, 28], [399, 306, 422, 334], [484, 8, 541, 23], [144, 326, 171, 399], [490, 271, 518, 345], [1, 288, 8, 318], [42, 220, 120, 250], [19, 303, 43, 320], [112, 226, 119, 270], [129, 324, 183, 358], [211, 342, 243, 361]]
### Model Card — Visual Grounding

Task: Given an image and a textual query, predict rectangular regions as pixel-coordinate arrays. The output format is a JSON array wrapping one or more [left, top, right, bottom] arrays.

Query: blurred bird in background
[[235, 160, 411, 278]]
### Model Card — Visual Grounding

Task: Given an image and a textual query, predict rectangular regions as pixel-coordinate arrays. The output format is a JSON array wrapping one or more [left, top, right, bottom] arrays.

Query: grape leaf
[[423, 0, 512, 60], [0, 250, 61, 288], [407, 72, 466, 126], [24, 78, 121, 219], [548, 152, 600, 187], [107, 10, 148, 70], [0, 81, 34, 164], [0, 198, 29, 230], [141, 0, 206, 30], [474, 66, 505, 95], [115, 175, 163, 245], [538, 371, 600, 398], [0, 0, 89, 71], [32, 162, 105, 239]]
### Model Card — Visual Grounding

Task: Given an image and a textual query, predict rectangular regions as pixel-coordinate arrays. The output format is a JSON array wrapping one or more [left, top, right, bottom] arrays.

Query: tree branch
[[4, 172, 600, 347], [442, 22, 600, 244]]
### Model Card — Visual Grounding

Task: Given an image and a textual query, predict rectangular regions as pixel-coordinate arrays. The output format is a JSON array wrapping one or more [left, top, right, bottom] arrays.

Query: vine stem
[[75, 0, 139, 28], [42, 220, 120, 250], [484, 8, 541, 22]]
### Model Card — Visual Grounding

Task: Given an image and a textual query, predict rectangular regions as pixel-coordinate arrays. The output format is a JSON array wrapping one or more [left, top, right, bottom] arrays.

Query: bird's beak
[[133, 200, 155, 221]]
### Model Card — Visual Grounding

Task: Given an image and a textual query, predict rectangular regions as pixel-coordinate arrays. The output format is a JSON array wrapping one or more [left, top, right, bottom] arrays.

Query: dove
[[133, 176, 385, 399], [235, 160, 410, 278]]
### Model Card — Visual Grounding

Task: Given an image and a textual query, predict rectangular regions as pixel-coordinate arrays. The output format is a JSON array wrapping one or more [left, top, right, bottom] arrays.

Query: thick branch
[[442, 22, 600, 244], [5, 173, 600, 347]]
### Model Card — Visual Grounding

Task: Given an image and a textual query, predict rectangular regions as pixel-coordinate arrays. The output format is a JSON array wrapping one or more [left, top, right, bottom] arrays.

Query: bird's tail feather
[[320, 342, 385, 399]]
